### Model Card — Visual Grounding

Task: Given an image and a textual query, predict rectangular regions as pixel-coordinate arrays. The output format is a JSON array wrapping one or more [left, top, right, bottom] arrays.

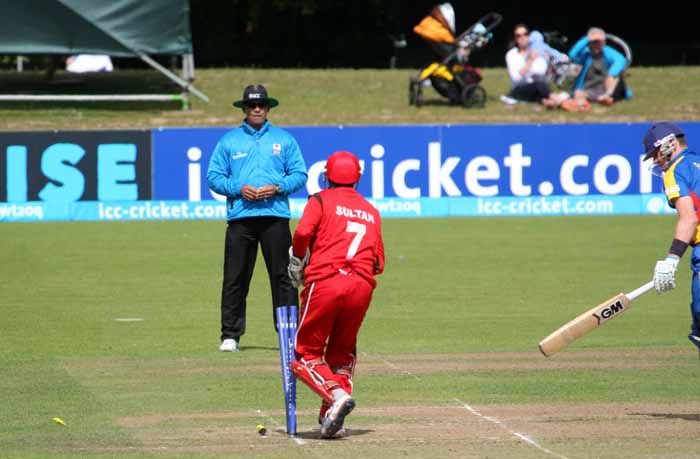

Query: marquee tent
[[0, 0, 208, 108]]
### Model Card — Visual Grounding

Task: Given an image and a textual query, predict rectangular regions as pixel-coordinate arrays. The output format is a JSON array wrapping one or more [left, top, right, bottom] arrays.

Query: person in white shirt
[[66, 55, 113, 73], [504, 24, 560, 108]]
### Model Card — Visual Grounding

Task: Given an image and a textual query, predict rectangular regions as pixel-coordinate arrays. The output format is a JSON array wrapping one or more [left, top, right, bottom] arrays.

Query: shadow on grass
[[240, 345, 281, 352], [630, 412, 700, 422], [288, 428, 374, 440], [412, 93, 499, 109]]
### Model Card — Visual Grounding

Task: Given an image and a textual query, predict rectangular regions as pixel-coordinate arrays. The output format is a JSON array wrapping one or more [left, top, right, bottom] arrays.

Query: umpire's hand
[[241, 185, 258, 201], [256, 185, 279, 200]]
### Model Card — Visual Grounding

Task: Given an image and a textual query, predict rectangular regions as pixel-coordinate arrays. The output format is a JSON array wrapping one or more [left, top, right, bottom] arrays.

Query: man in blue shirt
[[562, 27, 630, 111], [645, 122, 700, 355], [207, 84, 308, 352]]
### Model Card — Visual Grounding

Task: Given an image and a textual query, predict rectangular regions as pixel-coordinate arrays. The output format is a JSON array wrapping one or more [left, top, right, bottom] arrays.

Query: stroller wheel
[[409, 80, 417, 105], [461, 85, 486, 108]]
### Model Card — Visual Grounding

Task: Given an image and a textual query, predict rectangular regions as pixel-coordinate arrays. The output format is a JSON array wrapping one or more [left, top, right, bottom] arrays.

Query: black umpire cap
[[232, 84, 279, 108]]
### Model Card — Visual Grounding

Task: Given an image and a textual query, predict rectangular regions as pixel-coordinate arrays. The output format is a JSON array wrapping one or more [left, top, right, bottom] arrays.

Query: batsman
[[287, 151, 385, 439], [644, 122, 700, 353]]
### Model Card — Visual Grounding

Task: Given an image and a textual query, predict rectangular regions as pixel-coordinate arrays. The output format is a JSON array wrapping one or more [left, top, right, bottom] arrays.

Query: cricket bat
[[538, 280, 655, 357]]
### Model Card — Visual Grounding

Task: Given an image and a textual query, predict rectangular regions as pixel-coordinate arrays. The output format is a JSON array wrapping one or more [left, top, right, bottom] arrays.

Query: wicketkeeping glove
[[653, 256, 679, 293], [288, 246, 309, 288]]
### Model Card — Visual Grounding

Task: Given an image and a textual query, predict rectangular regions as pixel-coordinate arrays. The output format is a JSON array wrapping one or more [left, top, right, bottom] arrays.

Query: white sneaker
[[219, 339, 238, 352], [499, 94, 519, 105], [320, 394, 355, 439]]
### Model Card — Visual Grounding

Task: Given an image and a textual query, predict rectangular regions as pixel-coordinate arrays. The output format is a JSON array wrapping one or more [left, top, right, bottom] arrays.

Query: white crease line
[[456, 399, 570, 459], [362, 353, 569, 459], [371, 355, 421, 380], [255, 409, 306, 445]]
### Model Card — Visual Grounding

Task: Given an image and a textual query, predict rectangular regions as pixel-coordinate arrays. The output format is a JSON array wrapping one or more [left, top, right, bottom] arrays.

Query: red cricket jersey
[[292, 187, 385, 287]]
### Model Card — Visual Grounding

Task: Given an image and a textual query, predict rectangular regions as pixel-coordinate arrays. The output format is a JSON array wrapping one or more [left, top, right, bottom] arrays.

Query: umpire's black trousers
[[220, 217, 298, 342]]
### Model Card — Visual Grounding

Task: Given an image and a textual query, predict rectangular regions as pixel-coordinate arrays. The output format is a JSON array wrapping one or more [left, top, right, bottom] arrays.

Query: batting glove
[[653, 256, 679, 293], [288, 246, 309, 288]]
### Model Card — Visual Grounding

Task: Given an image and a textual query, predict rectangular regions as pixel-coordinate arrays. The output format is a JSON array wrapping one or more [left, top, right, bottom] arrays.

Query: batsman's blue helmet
[[643, 122, 684, 159]]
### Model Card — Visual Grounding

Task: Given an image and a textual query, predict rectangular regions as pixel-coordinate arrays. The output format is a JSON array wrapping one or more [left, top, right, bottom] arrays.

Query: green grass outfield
[[2, 216, 700, 458], [1, 66, 700, 131]]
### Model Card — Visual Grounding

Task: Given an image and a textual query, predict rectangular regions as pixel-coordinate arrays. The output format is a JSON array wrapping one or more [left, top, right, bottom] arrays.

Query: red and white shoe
[[320, 394, 355, 439]]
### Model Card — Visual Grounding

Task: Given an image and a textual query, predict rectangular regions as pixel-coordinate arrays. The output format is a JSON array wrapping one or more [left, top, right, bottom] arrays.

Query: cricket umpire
[[207, 84, 308, 352]]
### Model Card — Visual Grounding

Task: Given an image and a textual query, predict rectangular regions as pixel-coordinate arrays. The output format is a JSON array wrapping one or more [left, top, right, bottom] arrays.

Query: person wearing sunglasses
[[504, 24, 561, 108], [207, 84, 308, 353]]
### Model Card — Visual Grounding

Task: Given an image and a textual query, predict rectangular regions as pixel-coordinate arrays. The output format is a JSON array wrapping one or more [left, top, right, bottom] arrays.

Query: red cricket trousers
[[294, 271, 374, 394]]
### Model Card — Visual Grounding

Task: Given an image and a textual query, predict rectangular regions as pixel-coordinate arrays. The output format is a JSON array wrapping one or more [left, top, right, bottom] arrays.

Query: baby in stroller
[[409, 3, 502, 108], [529, 31, 580, 88]]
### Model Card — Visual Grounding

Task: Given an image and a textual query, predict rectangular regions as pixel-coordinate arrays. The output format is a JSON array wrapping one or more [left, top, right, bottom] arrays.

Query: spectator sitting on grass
[[561, 27, 631, 112], [504, 24, 563, 109]]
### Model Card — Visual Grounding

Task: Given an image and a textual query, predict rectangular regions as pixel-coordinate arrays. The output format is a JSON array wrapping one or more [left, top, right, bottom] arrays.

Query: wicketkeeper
[[287, 151, 385, 439], [644, 122, 700, 353]]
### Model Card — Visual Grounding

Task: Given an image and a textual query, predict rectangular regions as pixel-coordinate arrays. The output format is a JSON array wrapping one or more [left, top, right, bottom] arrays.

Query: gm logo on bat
[[593, 299, 625, 325]]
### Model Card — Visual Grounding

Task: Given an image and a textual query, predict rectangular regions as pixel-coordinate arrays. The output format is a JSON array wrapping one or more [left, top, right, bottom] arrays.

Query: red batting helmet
[[325, 151, 361, 185]]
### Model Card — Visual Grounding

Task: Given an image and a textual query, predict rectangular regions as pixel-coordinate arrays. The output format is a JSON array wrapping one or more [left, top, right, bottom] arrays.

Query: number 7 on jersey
[[345, 221, 366, 259]]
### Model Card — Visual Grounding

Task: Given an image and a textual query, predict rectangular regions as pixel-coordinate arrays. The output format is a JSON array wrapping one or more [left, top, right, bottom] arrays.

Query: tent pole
[[183, 54, 195, 82], [180, 54, 193, 110], [138, 53, 209, 104]]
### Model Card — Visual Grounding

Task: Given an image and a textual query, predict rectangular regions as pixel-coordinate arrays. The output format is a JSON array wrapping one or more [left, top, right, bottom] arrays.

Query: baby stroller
[[409, 10, 502, 108]]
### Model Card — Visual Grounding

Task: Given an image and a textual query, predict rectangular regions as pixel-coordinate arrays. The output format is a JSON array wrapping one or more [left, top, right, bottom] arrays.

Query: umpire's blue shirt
[[207, 120, 308, 221]]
